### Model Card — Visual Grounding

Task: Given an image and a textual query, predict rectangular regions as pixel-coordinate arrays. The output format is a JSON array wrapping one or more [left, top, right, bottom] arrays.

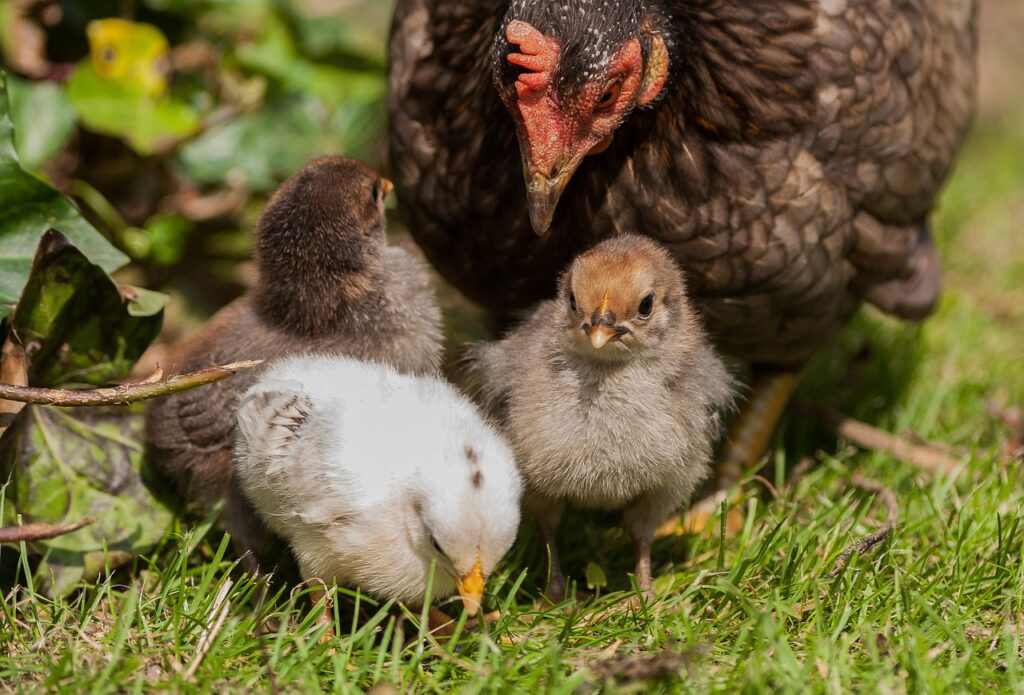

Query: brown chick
[[145, 156, 443, 562], [466, 234, 735, 599]]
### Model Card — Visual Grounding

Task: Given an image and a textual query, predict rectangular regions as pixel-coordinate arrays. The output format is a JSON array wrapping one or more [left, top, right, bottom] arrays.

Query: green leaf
[[6, 404, 172, 597], [282, 0, 394, 66], [6, 76, 76, 170], [585, 561, 608, 591], [234, 16, 384, 107], [0, 71, 128, 319], [12, 230, 165, 387], [0, 231, 170, 597], [177, 94, 380, 192], [65, 62, 201, 155]]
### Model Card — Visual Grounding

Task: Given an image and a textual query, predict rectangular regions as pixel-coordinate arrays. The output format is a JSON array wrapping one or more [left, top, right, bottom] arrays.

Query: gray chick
[[466, 234, 735, 599], [145, 156, 443, 562]]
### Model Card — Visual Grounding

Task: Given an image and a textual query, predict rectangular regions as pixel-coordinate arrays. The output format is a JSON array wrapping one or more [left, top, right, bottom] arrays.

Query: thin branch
[[0, 360, 262, 407], [811, 405, 961, 476], [0, 517, 95, 544], [825, 475, 899, 579], [185, 578, 234, 680]]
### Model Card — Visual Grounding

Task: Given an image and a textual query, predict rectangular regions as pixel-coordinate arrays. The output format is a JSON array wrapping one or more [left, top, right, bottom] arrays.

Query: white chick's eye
[[637, 293, 655, 318], [429, 533, 444, 556]]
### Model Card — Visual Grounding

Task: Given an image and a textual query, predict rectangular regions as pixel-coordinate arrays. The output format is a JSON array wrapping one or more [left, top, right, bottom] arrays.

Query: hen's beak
[[527, 170, 574, 235], [455, 555, 485, 613], [381, 178, 394, 196]]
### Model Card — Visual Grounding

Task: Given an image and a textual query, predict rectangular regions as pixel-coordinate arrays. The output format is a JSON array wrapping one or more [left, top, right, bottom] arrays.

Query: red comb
[[506, 20, 559, 94]]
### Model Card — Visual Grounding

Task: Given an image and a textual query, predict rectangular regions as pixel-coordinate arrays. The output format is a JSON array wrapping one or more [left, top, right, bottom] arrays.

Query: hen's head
[[492, 0, 671, 234]]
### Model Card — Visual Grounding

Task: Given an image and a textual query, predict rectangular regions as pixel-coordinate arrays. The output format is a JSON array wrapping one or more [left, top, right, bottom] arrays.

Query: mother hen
[[388, 0, 976, 493]]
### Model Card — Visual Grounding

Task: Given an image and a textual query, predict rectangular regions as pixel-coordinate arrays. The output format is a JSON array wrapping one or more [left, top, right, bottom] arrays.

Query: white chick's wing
[[236, 386, 315, 477]]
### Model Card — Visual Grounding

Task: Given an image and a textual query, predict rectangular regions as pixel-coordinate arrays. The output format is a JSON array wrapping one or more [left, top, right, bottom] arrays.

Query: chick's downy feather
[[235, 355, 523, 607], [144, 157, 443, 561], [466, 235, 735, 595]]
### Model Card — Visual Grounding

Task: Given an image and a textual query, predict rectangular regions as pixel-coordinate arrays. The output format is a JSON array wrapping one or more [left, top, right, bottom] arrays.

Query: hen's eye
[[637, 293, 655, 318], [568, 291, 577, 312], [595, 80, 622, 110], [371, 181, 382, 205]]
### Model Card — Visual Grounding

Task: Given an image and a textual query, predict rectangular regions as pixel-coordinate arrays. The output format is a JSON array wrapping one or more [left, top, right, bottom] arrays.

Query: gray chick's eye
[[638, 293, 654, 318], [568, 291, 577, 312]]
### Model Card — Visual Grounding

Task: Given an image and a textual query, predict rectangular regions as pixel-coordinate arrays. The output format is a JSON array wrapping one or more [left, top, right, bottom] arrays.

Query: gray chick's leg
[[624, 494, 678, 600], [526, 493, 566, 601]]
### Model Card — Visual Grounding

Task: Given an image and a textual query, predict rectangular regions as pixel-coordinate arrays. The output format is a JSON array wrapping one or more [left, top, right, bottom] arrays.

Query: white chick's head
[[557, 234, 694, 362], [402, 415, 523, 612]]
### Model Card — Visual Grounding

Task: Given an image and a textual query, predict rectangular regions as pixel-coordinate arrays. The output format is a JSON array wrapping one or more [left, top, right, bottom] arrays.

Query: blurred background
[[0, 0, 1019, 360]]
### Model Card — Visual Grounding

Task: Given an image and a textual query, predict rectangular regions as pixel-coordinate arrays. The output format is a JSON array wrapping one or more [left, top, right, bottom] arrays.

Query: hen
[[388, 0, 977, 482]]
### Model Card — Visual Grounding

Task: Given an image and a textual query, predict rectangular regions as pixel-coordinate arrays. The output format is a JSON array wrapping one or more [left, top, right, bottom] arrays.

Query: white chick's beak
[[455, 553, 485, 613]]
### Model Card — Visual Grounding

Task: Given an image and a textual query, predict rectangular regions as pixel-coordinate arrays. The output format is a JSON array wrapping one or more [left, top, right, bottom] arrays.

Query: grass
[[2, 114, 1024, 695]]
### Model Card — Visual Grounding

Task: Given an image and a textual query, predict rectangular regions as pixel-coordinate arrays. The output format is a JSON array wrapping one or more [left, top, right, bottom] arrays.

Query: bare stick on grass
[[185, 578, 234, 680], [0, 360, 262, 407], [811, 406, 961, 476], [825, 475, 899, 579]]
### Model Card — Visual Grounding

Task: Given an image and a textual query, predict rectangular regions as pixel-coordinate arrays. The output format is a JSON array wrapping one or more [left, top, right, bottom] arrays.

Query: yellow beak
[[455, 555, 484, 613], [588, 324, 618, 350]]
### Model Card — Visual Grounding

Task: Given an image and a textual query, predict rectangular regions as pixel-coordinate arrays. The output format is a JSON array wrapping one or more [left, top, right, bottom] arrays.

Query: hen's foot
[[660, 369, 801, 537]]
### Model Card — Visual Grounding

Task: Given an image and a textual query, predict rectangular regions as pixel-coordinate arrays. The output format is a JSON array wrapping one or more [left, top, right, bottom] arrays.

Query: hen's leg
[[663, 368, 801, 537], [527, 494, 566, 601]]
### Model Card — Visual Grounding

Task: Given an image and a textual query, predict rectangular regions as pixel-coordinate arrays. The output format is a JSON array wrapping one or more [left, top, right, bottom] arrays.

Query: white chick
[[234, 354, 523, 612]]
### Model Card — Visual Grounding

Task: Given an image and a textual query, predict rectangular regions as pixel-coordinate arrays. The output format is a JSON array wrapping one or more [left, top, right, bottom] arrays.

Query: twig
[[0, 360, 262, 407], [811, 406, 961, 476], [825, 475, 899, 579], [0, 517, 95, 544], [785, 456, 817, 492], [747, 475, 780, 501], [184, 578, 234, 680]]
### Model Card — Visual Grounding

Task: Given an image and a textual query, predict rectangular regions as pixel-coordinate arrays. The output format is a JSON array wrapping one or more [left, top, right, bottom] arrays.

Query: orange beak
[[455, 554, 484, 613], [588, 324, 619, 350], [381, 178, 394, 196]]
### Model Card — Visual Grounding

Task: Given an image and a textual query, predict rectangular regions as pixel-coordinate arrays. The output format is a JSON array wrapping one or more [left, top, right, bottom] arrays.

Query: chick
[[145, 156, 443, 560], [466, 234, 735, 599], [235, 354, 522, 611]]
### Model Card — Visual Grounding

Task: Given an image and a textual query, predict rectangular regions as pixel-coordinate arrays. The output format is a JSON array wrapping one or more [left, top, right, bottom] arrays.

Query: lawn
[[3, 14, 1024, 695]]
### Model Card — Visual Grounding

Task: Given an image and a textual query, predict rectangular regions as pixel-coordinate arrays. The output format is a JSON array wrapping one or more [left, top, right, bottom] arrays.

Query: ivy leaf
[[0, 231, 169, 596], [66, 62, 201, 155], [0, 71, 128, 319], [5, 405, 172, 597], [12, 230, 165, 387], [6, 76, 76, 170], [177, 94, 380, 192]]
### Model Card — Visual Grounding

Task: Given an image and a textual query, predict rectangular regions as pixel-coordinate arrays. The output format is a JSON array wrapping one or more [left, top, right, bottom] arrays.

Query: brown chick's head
[[253, 156, 395, 337], [558, 234, 691, 362]]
